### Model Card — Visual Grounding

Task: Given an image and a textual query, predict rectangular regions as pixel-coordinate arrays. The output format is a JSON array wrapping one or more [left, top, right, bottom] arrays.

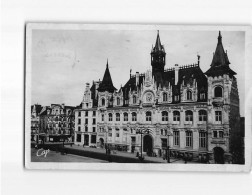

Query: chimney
[[175, 64, 179, 85], [85, 83, 90, 93], [136, 72, 139, 86]]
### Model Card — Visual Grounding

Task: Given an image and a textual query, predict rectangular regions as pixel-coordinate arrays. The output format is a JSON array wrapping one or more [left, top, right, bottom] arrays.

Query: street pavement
[[31, 148, 107, 163], [65, 145, 198, 164]]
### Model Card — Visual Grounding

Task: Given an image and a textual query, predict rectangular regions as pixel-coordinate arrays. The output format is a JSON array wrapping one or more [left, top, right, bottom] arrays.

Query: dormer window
[[187, 90, 192, 100], [214, 86, 223, 98], [174, 95, 179, 102], [200, 93, 206, 100], [117, 97, 120, 105], [163, 92, 168, 102], [133, 96, 137, 104], [101, 98, 105, 106]]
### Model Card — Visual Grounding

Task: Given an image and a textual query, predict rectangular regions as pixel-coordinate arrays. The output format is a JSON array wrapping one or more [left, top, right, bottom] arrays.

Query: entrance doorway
[[99, 138, 104, 148], [143, 134, 153, 156], [214, 147, 225, 164], [84, 134, 89, 146]]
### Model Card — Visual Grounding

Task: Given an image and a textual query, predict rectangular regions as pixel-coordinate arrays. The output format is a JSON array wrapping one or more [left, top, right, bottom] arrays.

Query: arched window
[[161, 111, 168, 121], [133, 96, 137, 104], [199, 110, 207, 121], [146, 111, 152, 121], [173, 111, 180, 121], [187, 90, 192, 100], [117, 97, 120, 105], [108, 113, 113, 121], [185, 110, 193, 121], [123, 113, 128, 121], [163, 92, 168, 102], [132, 112, 137, 121], [116, 113, 120, 121], [214, 86, 223, 97], [101, 98, 105, 106]]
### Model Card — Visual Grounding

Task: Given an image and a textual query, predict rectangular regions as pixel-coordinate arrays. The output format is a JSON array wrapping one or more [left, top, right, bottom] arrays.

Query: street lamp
[[136, 128, 150, 161], [166, 131, 173, 163]]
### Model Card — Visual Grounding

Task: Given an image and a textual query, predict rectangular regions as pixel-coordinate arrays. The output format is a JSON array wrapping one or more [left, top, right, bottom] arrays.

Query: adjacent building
[[75, 31, 241, 163], [31, 104, 43, 141], [38, 104, 76, 142]]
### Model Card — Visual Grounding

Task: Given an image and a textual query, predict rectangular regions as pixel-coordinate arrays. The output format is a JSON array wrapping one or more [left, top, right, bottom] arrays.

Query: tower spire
[[97, 59, 117, 93], [154, 30, 162, 51], [151, 30, 166, 87], [218, 31, 222, 44]]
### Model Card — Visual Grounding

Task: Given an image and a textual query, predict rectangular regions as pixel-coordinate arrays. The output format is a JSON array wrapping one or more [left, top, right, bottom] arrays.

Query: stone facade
[[74, 31, 240, 163]]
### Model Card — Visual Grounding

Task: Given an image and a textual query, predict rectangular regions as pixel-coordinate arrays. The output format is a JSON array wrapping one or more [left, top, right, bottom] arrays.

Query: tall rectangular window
[[93, 118, 96, 124], [173, 111, 180, 121], [173, 131, 180, 146], [185, 110, 193, 121], [78, 112, 81, 117], [186, 131, 193, 147], [109, 113, 113, 121], [85, 126, 88, 132], [78, 126, 81, 131], [116, 113, 120, 121], [93, 127, 96, 132], [199, 132, 207, 148], [132, 112, 137, 121], [93, 111, 96, 116], [85, 118, 88, 124], [215, 111, 222, 122], [85, 111, 88, 117], [199, 110, 207, 121], [78, 119, 81, 125], [101, 114, 104, 121]]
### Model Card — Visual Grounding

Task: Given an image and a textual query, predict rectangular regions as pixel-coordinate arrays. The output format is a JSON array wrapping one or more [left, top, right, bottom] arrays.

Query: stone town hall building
[[75, 31, 240, 163]]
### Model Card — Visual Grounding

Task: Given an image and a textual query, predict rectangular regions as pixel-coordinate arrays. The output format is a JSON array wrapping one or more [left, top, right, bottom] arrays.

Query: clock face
[[146, 93, 153, 102]]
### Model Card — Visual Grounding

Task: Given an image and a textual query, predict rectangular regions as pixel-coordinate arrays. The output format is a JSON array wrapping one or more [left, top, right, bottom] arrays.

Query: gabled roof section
[[205, 31, 236, 77], [97, 60, 117, 93]]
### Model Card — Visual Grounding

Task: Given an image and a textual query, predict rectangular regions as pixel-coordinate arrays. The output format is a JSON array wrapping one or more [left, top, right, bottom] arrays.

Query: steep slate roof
[[31, 104, 43, 114], [152, 30, 165, 52], [123, 65, 207, 103], [97, 60, 117, 93], [205, 31, 236, 77]]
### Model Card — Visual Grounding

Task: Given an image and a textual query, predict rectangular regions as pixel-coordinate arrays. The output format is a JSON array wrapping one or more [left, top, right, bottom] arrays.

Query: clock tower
[[151, 30, 166, 86]]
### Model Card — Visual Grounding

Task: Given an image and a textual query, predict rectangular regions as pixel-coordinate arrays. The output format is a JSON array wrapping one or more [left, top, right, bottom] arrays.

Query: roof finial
[[106, 58, 108, 68], [130, 68, 132, 78]]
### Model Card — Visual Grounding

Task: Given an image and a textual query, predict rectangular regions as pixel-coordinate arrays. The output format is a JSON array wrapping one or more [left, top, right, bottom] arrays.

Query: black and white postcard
[[25, 24, 252, 172]]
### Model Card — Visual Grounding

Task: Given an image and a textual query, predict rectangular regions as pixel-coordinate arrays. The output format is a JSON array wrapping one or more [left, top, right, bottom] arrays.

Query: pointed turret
[[210, 31, 230, 67], [97, 60, 117, 93], [153, 30, 164, 52], [205, 31, 236, 77]]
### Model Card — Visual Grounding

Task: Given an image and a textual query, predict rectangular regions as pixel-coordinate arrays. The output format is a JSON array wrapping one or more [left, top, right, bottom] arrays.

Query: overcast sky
[[31, 29, 245, 116]]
